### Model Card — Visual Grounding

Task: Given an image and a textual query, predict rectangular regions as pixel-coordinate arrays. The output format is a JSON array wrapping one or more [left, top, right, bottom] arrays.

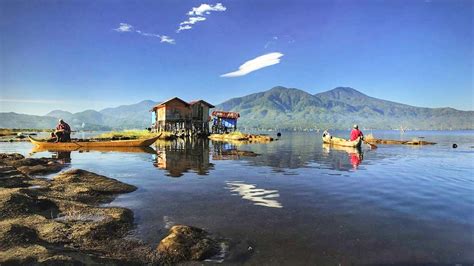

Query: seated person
[[51, 119, 71, 142]]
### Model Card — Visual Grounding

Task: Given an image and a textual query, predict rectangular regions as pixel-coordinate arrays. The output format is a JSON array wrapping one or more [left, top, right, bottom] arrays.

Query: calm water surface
[[1, 131, 473, 265]]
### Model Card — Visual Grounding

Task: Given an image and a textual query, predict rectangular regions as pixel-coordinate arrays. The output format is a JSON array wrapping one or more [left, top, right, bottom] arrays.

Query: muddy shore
[[0, 153, 222, 265]]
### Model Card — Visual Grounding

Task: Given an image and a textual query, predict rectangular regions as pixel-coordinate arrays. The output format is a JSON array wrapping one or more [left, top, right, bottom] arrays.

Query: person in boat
[[350, 124, 364, 141], [51, 119, 71, 142], [322, 130, 332, 139]]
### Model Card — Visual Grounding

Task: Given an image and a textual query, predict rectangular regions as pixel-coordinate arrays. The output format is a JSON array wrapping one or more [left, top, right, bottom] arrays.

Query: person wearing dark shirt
[[51, 119, 71, 142]]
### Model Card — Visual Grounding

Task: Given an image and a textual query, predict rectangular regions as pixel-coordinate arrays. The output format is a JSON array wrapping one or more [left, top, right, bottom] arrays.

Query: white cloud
[[114, 23, 133, 32], [187, 3, 226, 16], [177, 3, 226, 33], [221, 52, 284, 78], [176, 16, 207, 32], [177, 25, 193, 33], [113, 23, 175, 44], [181, 16, 206, 25], [160, 35, 175, 44]]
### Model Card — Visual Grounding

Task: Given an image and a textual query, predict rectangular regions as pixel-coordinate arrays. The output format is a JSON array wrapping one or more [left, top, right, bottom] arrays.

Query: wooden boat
[[30, 145, 157, 154], [322, 131, 362, 148], [29, 135, 160, 149]]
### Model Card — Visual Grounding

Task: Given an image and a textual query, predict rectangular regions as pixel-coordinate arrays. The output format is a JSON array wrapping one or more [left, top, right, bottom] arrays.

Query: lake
[[1, 130, 473, 265]]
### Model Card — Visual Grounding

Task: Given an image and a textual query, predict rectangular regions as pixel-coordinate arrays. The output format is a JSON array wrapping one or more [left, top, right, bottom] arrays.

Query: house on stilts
[[150, 97, 215, 136]]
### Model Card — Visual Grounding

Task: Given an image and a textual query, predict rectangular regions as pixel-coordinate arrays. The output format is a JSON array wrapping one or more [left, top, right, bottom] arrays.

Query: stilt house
[[150, 97, 214, 135]]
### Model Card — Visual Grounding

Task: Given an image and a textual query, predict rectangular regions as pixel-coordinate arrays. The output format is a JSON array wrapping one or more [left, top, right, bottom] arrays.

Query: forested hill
[[215, 86, 473, 130]]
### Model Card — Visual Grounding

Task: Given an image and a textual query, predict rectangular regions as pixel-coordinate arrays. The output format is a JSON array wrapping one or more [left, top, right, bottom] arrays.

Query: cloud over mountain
[[221, 52, 284, 77]]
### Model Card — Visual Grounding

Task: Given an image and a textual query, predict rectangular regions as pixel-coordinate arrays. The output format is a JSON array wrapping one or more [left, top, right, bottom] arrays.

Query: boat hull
[[29, 135, 160, 148], [322, 134, 362, 148], [30, 145, 157, 154]]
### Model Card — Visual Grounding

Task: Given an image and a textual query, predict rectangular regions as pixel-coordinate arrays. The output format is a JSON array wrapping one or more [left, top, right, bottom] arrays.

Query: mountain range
[[0, 100, 158, 130], [1, 87, 472, 130], [216, 86, 473, 130]]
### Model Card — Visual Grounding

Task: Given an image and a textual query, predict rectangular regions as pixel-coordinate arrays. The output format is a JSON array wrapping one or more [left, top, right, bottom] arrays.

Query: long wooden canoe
[[322, 133, 362, 148], [31, 145, 157, 154], [29, 135, 160, 148]]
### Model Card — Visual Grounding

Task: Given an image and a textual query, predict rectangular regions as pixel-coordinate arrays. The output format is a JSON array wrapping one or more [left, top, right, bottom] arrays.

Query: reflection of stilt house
[[150, 97, 214, 135], [153, 139, 213, 177], [211, 111, 240, 133]]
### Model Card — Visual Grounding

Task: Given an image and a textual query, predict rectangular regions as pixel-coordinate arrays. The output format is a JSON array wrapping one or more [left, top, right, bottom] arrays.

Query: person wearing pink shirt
[[350, 124, 364, 141]]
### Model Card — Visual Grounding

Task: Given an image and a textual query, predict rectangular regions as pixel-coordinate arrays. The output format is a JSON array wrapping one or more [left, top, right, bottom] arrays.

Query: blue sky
[[0, 0, 472, 115]]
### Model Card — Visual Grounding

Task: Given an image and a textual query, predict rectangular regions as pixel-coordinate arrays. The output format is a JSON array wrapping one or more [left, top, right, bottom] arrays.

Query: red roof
[[211, 110, 240, 119]]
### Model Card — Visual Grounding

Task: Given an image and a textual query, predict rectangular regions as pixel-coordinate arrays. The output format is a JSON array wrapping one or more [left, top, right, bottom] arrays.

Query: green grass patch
[[94, 130, 159, 139]]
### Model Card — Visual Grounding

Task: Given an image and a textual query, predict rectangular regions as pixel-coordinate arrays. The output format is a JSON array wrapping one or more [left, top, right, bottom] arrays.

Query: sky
[[0, 0, 472, 115]]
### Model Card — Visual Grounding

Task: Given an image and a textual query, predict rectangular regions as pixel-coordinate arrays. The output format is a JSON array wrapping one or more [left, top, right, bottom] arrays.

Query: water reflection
[[28, 150, 73, 164], [218, 134, 370, 172], [29, 146, 159, 170], [28, 135, 370, 175], [211, 141, 259, 160], [52, 151, 72, 164], [153, 138, 214, 177], [4, 131, 473, 264], [322, 144, 364, 171], [226, 181, 283, 208]]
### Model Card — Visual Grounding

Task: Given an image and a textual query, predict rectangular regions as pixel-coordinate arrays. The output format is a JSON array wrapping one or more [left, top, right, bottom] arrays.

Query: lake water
[[1, 131, 473, 265]]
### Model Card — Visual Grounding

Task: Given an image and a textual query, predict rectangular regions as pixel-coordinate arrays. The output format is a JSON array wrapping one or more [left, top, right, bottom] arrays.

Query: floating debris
[[365, 135, 436, 145]]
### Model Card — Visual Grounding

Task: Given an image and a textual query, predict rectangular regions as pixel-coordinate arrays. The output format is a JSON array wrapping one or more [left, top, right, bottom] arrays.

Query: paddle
[[363, 139, 377, 149]]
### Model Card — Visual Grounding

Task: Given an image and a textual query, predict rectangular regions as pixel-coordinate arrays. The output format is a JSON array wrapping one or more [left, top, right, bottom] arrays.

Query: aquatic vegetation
[[209, 132, 273, 142], [94, 129, 159, 139], [95, 130, 175, 140]]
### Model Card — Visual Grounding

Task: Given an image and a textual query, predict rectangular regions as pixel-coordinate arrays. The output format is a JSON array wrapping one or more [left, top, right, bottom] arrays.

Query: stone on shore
[[0, 153, 25, 162], [0, 188, 58, 219], [0, 153, 228, 265], [157, 225, 219, 263], [48, 169, 137, 203], [1, 153, 66, 175], [0, 165, 31, 188]]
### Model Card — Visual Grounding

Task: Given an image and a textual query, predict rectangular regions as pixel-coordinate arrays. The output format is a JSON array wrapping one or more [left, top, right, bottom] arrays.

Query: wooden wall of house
[[156, 99, 191, 122], [157, 107, 166, 122], [191, 102, 211, 122], [201, 105, 210, 122]]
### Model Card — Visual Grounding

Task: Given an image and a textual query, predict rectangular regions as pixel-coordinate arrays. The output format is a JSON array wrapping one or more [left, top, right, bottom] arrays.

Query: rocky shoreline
[[0, 153, 222, 265]]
